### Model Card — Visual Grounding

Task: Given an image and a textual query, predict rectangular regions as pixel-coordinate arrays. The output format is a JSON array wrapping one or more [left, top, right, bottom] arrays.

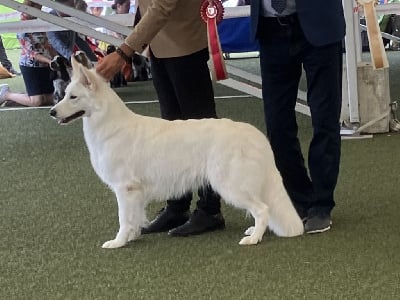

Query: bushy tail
[[268, 188, 304, 237]]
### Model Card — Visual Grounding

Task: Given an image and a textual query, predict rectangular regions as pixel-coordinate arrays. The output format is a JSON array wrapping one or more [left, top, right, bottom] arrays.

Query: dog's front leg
[[102, 187, 145, 249]]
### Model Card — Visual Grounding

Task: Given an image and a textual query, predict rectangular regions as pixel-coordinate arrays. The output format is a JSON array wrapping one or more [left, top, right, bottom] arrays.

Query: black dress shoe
[[304, 214, 332, 234], [141, 207, 189, 234], [168, 208, 225, 237]]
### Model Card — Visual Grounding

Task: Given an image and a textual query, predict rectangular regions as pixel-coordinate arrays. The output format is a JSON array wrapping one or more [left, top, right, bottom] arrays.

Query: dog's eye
[[70, 95, 77, 100]]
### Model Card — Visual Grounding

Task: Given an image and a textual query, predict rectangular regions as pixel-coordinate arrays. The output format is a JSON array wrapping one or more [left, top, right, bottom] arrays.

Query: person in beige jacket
[[96, 0, 225, 237]]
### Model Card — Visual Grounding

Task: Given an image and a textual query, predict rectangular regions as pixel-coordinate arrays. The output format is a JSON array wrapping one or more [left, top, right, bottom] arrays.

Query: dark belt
[[260, 14, 298, 26]]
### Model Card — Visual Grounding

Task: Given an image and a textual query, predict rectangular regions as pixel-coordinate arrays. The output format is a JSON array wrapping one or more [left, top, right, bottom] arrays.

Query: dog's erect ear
[[78, 64, 98, 91], [74, 51, 93, 69], [71, 55, 80, 72], [71, 55, 98, 91]]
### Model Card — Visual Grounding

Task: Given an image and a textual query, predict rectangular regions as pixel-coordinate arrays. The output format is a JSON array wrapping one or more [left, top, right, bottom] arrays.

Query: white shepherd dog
[[50, 57, 304, 249]]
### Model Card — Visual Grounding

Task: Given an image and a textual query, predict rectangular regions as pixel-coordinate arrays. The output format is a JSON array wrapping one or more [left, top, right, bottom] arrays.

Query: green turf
[[1, 50, 400, 299]]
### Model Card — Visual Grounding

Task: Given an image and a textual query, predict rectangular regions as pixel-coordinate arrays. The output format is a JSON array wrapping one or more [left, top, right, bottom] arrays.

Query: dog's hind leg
[[238, 204, 269, 245], [102, 186, 146, 249], [215, 183, 269, 245]]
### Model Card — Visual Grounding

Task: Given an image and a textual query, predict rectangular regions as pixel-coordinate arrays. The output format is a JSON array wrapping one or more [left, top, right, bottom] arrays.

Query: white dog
[[50, 57, 304, 249]]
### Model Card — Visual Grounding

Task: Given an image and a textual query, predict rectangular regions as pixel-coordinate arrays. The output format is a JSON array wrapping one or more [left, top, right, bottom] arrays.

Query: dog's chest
[[83, 130, 131, 185], [86, 144, 117, 185]]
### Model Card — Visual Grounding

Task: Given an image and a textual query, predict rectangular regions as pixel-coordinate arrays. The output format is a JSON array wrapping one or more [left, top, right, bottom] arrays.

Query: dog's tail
[[267, 187, 304, 237]]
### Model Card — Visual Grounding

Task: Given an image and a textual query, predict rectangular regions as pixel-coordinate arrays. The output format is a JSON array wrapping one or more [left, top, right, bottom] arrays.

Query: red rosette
[[200, 0, 228, 81], [200, 0, 224, 25]]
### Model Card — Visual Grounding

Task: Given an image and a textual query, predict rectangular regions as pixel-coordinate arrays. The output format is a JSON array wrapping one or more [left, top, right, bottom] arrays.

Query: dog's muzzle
[[50, 108, 85, 124], [49, 108, 57, 118]]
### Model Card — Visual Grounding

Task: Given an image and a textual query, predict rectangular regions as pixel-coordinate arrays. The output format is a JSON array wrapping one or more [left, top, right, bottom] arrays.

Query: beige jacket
[[125, 0, 208, 58]]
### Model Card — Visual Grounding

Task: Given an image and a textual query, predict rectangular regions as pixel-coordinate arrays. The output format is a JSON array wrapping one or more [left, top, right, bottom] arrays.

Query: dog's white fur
[[50, 57, 304, 249]]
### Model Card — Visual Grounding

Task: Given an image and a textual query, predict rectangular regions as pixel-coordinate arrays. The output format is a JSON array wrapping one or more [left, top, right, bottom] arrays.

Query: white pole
[[343, 0, 360, 123]]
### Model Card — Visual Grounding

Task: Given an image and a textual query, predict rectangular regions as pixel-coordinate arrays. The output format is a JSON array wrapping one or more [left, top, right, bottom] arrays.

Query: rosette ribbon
[[200, 0, 228, 81]]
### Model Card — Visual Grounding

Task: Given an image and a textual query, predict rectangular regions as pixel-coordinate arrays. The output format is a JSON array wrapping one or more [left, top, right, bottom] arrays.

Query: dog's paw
[[101, 239, 127, 249], [244, 226, 255, 236], [239, 236, 260, 246], [127, 230, 140, 242]]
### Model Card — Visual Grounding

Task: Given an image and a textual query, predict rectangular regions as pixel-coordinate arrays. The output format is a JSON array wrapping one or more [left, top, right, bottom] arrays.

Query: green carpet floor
[[0, 50, 400, 299]]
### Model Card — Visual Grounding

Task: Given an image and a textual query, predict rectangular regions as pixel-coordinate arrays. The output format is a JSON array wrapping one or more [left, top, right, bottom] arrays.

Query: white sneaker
[[0, 84, 10, 104]]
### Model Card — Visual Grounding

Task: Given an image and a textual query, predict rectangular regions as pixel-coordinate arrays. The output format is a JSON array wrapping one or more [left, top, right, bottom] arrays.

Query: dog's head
[[53, 78, 69, 103], [49, 56, 104, 125], [50, 55, 72, 104], [50, 55, 72, 82]]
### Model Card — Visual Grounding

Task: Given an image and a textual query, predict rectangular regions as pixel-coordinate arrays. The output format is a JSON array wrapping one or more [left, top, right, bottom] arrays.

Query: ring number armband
[[116, 48, 131, 63]]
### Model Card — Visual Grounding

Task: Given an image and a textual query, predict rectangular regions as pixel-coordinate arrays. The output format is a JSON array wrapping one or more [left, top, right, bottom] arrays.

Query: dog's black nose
[[49, 109, 57, 117]]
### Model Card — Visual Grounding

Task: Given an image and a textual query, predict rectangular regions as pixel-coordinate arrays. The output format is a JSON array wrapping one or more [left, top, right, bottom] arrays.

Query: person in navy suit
[[250, 0, 346, 233]]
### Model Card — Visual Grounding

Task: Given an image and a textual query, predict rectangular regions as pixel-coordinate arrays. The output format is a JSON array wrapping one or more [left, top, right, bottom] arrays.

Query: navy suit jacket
[[250, 0, 346, 46]]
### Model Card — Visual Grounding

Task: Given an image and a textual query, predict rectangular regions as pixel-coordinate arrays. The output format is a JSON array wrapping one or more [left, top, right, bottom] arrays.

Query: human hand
[[96, 52, 125, 81], [122, 63, 133, 81]]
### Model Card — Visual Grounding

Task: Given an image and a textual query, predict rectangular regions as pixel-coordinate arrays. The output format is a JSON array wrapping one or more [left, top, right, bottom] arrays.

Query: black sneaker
[[294, 206, 308, 223], [304, 214, 332, 234], [141, 207, 189, 234], [168, 208, 225, 237]]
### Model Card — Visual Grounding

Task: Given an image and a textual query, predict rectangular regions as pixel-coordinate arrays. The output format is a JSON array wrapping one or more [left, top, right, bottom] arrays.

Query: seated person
[[0, 0, 57, 107]]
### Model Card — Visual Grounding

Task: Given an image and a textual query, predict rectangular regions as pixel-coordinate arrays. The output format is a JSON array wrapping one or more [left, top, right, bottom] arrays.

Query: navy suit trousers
[[257, 16, 342, 216]]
